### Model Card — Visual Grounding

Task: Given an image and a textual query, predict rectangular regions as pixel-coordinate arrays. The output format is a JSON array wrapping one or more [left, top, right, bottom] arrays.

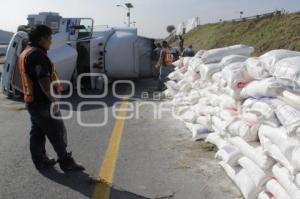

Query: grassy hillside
[[172, 12, 300, 56]]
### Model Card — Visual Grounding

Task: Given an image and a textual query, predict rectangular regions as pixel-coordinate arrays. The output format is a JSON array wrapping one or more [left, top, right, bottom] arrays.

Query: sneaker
[[34, 154, 56, 170], [58, 152, 85, 172]]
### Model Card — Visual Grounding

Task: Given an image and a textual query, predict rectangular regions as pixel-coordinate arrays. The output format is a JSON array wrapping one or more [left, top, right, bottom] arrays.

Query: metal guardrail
[[226, 10, 284, 23]]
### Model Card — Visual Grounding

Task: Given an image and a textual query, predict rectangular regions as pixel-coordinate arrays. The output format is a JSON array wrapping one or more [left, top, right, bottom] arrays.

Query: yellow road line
[[92, 100, 129, 199]]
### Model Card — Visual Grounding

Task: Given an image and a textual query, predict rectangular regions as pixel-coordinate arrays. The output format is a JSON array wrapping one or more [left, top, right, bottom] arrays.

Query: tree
[[166, 25, 175, 34]]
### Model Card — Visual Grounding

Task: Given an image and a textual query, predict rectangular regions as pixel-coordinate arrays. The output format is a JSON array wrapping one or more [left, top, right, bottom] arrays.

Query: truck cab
[[2, 12, 156, 98]]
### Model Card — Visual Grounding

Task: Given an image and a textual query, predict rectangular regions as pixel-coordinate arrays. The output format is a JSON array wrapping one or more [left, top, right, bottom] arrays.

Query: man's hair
[[162, 40, 168, 48], [28, 25, 52, 45]]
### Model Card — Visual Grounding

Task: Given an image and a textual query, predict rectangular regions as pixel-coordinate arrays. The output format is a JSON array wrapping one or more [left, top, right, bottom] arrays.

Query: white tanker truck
[[2, 12, 157, 97]]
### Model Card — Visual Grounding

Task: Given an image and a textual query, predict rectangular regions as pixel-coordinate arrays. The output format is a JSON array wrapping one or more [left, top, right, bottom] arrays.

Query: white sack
[[222, 62, 253, 90], [246, 100, 280, 128], [238, 157, 271, 188], [227, 120, 243, 137], [168, 70, 184, 81], [273, 56, 300, 89], [212, 116, 227, 134], [198, 63, 222, 80], [186, 90, 201, 105], [179, 82, 192, 93], [271, 99, 300, 135], [240, 78, 284, 99], [239, 113, 260, 142], [173, 106, 190, 116], [235, 169, 261, 199], [163, 88, 176, 99], [258, 191, 274, 199], [273, 164, 300, 199], [243, 98, 260, 109], [194, 50, 206, 58], [189, 58, 203, 71], [265, 143, 298, 175], [281, 90, 300, 110], [211, 72, 223, 84], [219, 95, 238, 109], [180, 110, 197, 123], [216, 144, 242, 166], [173, 59, 184, 69], [196, 115, 212, 130], [220, 55, 249, 67], [183, 57, 192, 68], [229, 137, 275, 169], [201, 44, 254, 64], [172, 95, 189, 107], [219, 161, 241, 181], [296, 173, 300, 188], [165, 80, 179, 91], [193, 104, 219, 116], [260, 49, 300, 72], [259, 125, 300, 161], [205, 133, 228, 149], [218, 109, 239, 122], [220, 161, 259, 199], [185, 123, 211, 141], [266, 179, 291, 199], [246, 57, 270, 79]]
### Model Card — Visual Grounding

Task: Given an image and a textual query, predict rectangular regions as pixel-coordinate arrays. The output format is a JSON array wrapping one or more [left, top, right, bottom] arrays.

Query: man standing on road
[[155, 41, 174, 91], [19, 25, 85, 172]]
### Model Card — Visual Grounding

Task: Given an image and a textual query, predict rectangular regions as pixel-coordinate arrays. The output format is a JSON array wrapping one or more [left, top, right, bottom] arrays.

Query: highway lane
[[0, 79, 241, 199]]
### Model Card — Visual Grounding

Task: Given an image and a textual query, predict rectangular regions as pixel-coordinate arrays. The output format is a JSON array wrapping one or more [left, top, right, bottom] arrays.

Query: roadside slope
[[172, 12, 300, 55]]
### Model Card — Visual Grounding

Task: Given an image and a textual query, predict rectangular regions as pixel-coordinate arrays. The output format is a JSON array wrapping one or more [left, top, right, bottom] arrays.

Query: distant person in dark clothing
[[182, 44, 195, 57], [171, 48, 180, 61], [178, 35, 184, 54]]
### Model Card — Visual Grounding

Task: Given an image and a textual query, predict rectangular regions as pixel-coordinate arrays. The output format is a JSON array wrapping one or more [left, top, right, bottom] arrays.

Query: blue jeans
[[157, 65, 173, 91], [26, 104, 68, 163]]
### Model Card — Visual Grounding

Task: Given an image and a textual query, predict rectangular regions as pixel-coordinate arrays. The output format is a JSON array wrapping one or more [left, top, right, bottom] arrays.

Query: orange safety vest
[[18, 47, 63, 103], [163, 48, 174, 66]]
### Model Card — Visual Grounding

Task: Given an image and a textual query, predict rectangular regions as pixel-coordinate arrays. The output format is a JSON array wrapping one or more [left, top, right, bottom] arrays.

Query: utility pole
[[127, 8, 130, 27], [240, 11, 244, 18], [117, 3, 134, 27]]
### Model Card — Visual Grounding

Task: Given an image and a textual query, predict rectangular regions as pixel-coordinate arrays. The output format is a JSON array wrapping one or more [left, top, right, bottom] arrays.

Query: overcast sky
[[1, 0, 300, 38]]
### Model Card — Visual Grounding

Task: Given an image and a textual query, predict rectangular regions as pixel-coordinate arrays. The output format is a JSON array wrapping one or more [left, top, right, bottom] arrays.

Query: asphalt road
[[0, 79, 242, 199]]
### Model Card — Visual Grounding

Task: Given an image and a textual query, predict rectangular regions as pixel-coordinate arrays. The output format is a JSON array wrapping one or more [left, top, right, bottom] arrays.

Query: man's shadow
[[38, 167, 149, 199]]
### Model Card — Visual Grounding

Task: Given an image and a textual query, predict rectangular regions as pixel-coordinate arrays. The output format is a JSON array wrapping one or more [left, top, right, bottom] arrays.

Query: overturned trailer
[[2, 12, 156, 97]]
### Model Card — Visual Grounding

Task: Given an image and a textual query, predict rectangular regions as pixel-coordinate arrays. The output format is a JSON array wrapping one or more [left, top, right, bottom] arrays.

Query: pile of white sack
[[164, 44, 300, 199]]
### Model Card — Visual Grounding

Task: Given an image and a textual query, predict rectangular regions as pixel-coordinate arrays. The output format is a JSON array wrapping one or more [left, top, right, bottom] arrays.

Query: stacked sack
[[164, 46, 300, 199]]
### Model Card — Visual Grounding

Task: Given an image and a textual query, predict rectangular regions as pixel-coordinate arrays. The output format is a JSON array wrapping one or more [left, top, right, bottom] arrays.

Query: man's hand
[[38, 77, 57, 103], [52, 103, 60, 115]]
